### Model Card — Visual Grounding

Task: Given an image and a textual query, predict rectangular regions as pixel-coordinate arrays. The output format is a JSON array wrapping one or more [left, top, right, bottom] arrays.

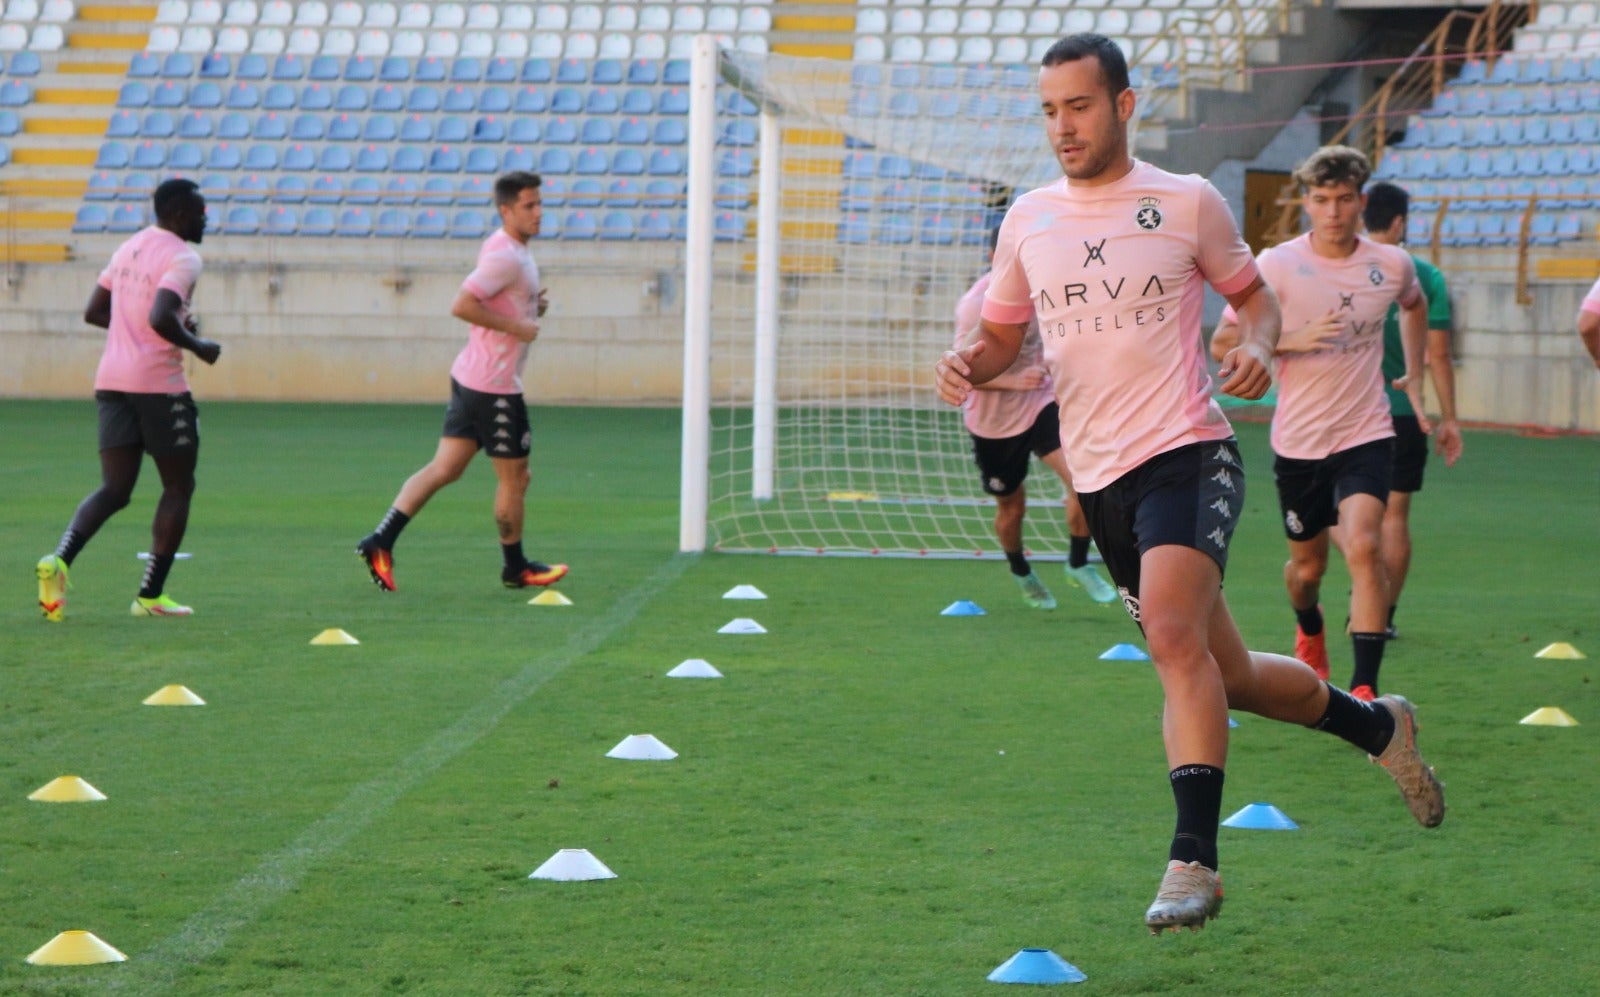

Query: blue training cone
[[1098, 643, 1149, 661], [1229, 716, 1240, 728], [1222, 802, 1299, 830], [987, 948, 1087, 985], [942, 600, 987, 616]]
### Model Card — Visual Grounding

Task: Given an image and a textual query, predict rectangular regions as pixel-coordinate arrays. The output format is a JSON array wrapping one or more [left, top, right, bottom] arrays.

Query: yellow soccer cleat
[[131, 594, 194, 618], [36, 555, 68, 622]]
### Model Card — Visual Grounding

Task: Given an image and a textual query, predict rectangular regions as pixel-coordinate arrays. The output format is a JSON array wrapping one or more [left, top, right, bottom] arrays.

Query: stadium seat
[[513, 86, 547, 114], [499, 145, 533, 171], [718, 150, 753, 177], [289, 112, 322, 140], [299, 82, 332, 110], [543, 116, 577, 143], [391, 145, 424, 171], [225, 204, 261, 234], [178, 110, 212, 138], [317, 145, 352, 171], [714, 210, 744, 242], [335, 206, 371, 236], [429, 145, 463, 172], [463, 146, 496, 173], [327, 112, 359, 141], [161, 52, 195, 78], [508, 117, 540, 144], [539, 147, 572, 174], [116, 171, 154, 202], [262, 204, 296, 233], [109, 204, 146, 233], [139, 110, 176, 138], [579, 117, 614, 144], [73, 203, 108, 233], [345, 55, 375, 80], [406, 85, 441, 111], [242, 143, 277, 170], [574, 146, 607, 174], [307, 173, 341, 203], [562, 209, 596, 239], [374, 207, 408, 236], [411, 206, 445, 237], [436, 114, 468, 142], [610, 147, 643, 176], [449, 209, 487, 238], [383, 174, 418, 203], [647, 148, 682, 175], [248, 111, 285, 140], [129, 140, 165, 168], [281, 143, 314, 170], [300, 206, 335, 235]]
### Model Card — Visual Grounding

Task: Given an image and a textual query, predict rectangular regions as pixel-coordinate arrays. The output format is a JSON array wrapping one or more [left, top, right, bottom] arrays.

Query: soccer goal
[[679, 39, 1139, 558]]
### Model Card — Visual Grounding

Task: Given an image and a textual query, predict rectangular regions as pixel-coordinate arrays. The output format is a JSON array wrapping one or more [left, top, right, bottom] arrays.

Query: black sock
[[1294, 604, 1324, 636], [1068, 534, 1091, 569], [1168, 764, 1224, 870], [371, 507, 410, 549], [138, 552, 174, 599], [1004, 549, 1030, 577], [502, 540, 526, 571], [1310, 683, 1396, 755], [55, 528, 87, 566], [1349, 632, 1386, 692], [1386, 604, 1398, 629]]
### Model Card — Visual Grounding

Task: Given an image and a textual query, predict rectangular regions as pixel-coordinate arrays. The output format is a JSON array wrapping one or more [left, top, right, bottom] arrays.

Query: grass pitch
[[2, 400, 1597, 995]]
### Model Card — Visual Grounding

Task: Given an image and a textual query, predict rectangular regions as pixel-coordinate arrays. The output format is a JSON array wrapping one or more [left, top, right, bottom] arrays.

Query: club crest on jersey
[[1368, 263, 1384, 286], [1135, 197, 1162, 231]]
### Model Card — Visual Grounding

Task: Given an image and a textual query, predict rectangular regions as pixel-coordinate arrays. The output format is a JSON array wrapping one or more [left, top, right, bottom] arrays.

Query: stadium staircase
[[3, 3, 155, 263]]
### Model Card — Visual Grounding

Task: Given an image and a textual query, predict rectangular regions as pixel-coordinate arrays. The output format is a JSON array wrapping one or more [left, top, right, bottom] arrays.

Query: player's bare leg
[[1043, 450, 1115, 602], [995, 484, 1053, 609], [358, 436, 478, 590], [1337, 492, 1389, 697], [1378, 490, 1414, 637], [492, 454, 566, 587], [1285, 531, 1331, 680]]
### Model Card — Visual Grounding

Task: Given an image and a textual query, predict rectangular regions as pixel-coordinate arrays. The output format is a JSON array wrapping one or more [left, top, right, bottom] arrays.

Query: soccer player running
[[1578, 276, 1600, 368], [1352, 181, 1463, 639], [935, 35, 1442, 935], [36, 177, 219, 620], [1212, 147, 1430, 700], [356, 171, 567, 592], [955, 249, 1116, 609]]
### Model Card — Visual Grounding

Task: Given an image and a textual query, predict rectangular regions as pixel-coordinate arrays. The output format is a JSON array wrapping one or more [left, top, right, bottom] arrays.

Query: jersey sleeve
[[1419, 262, 1452, 330], [1195, 180, 1260, 297], [157, 248, 202, 297], [1582, 277, 1600, 316], [1392, 251, 1421, 310], [461, 248, 521, 300], [980, 206, 1036, 326]]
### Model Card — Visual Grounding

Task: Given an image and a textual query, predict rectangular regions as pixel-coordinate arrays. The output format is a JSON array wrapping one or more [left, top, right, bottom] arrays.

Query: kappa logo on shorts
[[494, 413, 510, 424], [170, 402, 186, 413], [494, 398, 510, 409], [1285, 510, 1304, 535], [1207, 526, 1228, 548], [520, 431, 531, 450], [1209, 497, 1232, 519], [492, 442, 509, 454], [1213, 446, 1236, 466], [172, 418, 188, 429], [494, 429, 510, 439], [1211, 468, 1235, 491], [173, 435, 192, 447]]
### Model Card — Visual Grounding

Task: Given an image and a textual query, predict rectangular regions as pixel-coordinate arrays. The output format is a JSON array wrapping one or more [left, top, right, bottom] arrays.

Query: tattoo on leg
[[496, 517, 515, 540]]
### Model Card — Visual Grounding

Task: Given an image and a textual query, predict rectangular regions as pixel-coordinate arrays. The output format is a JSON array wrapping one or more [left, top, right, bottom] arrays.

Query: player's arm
[[955, 323, 1044, 392], [1393, 294, 1431, 434], [1579, 308, 1600, 369], [1213, 308, 1339, 360], [451, 287, 540, 342], [1215, 275, 1280, 399], [936, 318, 1025, 406], [84, 285, 111, 329], [1425, 322, 1461, 466], [149, 288, 221, 365]]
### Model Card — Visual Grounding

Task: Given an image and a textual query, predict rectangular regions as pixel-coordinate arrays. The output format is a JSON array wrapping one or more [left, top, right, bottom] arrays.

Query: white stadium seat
[[222, 0, 258, 26], [673, 5, 705, 32], [285, 26, 318, 54], [568, 4, 602, 31], [889, 36, 922, 61], [958, 36, 993, 64], [602, 5, 635, 32], [320, 26, 354, 56], [258, 0, 291, 26], [598, 32, 630, 59], [189, 0, 221, 25], [853, 35, 884, 61], [459, 30, 492, 58], [5, 0, 38, 20], [295, 1, 329, 27], [356, 29, 388, 56], [707, 6, 738, 33], [360, 2, 393, 28], [632, 32, 665, 59], [493, 32, 528, 59], [638, 5, 669, 32], [389, 29, 422, 56], [958, 10, 991, 34], [534, 4, 566, 31], [29, 23, 64, 51], [926, 9, 958, 34], [0, 23, 26, 50], [177, 25, 214, 51], [244, 25, 278, 52], [993, 36, 1028, 62], [424, 29, 459, 58], [465, 4, 498, 30], [397, 2, 429, 29], [528, 31, 561, 58], [40, 0, 75, 22], [155, 1, 188, 25], [432, 2, 465, 30], [564, 30, 597, 59], [925, 35, 957, 61], [857, 10, 886, 34], [501, 5, 533, 32]]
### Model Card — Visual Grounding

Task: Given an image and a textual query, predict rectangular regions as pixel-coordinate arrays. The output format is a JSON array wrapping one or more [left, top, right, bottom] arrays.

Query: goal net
[[685, 43, 1141, 558]]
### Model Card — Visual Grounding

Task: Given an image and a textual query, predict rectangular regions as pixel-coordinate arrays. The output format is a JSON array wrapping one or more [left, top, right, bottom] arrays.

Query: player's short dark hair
[[152, 177, 202, 221], [1039, 33, 1131, 99], [1294, 145, 1371, 192], [1363, 181, 1410, 232], [494, 171, 542, 206]]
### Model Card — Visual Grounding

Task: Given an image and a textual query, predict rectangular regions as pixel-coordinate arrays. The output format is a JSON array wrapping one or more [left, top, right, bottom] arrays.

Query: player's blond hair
[[1293, 145, 1371, 192]]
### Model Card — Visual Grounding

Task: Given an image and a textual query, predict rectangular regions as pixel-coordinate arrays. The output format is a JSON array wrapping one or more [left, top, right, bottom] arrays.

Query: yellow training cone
[[28, 776, 107, 802], [143, 684, 205, 706], [1534, 642, 1585, 659], [310, 628, 359, 645], [25, 930, 128, 965], [1520, 707, 1579, 727], [528, 589, 573, 606]]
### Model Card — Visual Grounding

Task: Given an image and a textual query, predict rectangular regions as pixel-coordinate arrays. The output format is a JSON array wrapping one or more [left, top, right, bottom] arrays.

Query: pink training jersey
[[449, 227, 542, 395], [93, 225, 203, 393], [1582, 276, 1600, 317], [1247, 233, 1420, 460], [982, 161, 1260, 492], [955, 272, 1054, 439]]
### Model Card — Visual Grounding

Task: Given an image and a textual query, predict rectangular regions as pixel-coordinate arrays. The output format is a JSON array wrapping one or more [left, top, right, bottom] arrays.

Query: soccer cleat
[[36, 554, 68, 622], [1371, 694, 1445, 828], [1145, 860, 1223, 934], [131, 594, 193, 617], [1065, 562, 1117, 603], [1294, 614, 1330, 681], [503, 561, 569, 588], [1014, 572, 1056, 610], [1384, 625, 1399, 641], [356, 536, 396, 592], [1350, 684, 1376, 703]]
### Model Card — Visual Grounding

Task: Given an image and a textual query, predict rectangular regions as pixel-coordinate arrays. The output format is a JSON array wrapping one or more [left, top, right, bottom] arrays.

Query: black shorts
[[1078, 439, 1244, 624], [441, 378, 531, 459], [95, 390, 199, 458], [1272, 438, 1392, 541], [969, 402, 1062, 497], [1389, 415, 1428, 493]]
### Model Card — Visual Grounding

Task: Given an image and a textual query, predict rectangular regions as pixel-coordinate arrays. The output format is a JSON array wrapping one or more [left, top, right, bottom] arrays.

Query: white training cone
[[722, 584, 767, 600], [137, 551, 192, 560], [718, 617, 766, 634], [606, 734, 678, 760], [25, 930, 128, 965], [528, 848, 617, 881], [667, 658, 723, 678]]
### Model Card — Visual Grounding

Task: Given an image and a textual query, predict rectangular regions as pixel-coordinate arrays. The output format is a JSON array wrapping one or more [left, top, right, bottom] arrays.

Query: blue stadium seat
[[544, 116, 577, 143], [262, 82, 295, 109], [85, 170, 118, 200], [449, 209, 487, 238], [151, 82, 186, 108], [378, 56, 410, 82], [1527, 212, 1558, 246], [611, 148, 644, 176], [574, 147, 608, 174], [568, 177, 602, 206], [464, 147, 497, 173], [715, 210, 744, 242], [282, 143, 315, 171], [647, 148, 682, 175], [355, 144, 388, 171], [714, 180, 749, 210], [472, 115, 505, 142], [514, 85, 547, 113], [718, 119, 757, 147], [224, 81, 260, 109], [226, 205, 261, 234], [657, 87, 687, 115], [272, 174, 306, 202], [652, 118, 686, 145], [877, 155, 912, 180], [95, 140, 131, 168], [128, 51, 160, 78], [392, 145, 425, 171], [354, 116, 394, 145], [178, 110, 213, 139], [616, 116, 649, 144], [263, 205, 296, 235], [327, 113, 359, 141], [604, 177, 639, 208], [308, 174, 342, 204], [637, 209, 672, 240], [372, 83, 404, 111], [203, 140, 241, 169], [580, 118, 614, 144], [273, 54, 305, 80], [550, 87, 582, 114], [451, 57, 483, 83], [130, 140, 165, 169], [336, 206, 372, 236], [406, 85, 441, 111], [457, 176, 489, 203], [139, 110, 175, 138], [416, 176, 451, 205], [626, 58, 659, 85], [520, 57, 552, 83], [308, 55, 340, 82], [299, 83, 333, 111], [415, 57, 446, 83], [290, 113, 323, 140], [848, 92, 881, 117], [485, 58, 517, 83], [536, 209, 560, 239], [301, 206, 335, 236], [399, 114, 431, 141], [442, 84, 475, 112], [556, 58, 585, 84], [718, 150, 753, 177], [541, 176, 565, 206], [73, 203, 108, 233], [508, 117, 539, 143], [169, 141, 202, 170], [236, 53, 267, 80], [384, 175, 418, 204], [345, 56, 375, 82], [429, 146, 463, 172], [564, 209, 597, 239], [197, 53, 229, 79], [413, 208, 446, 237], [478, 86, 511, 113], [1570, 146, 1595, 176], [118, 171, 154, 201], [7, 51, 38, 76], [585, 87, 619, 114], [108, 204, 146, 233], [876, 213, 912, 244], [887, 91, 920, 118], [235, 173, 269, 201], [117, 81, 151, 108], [0, 109, 15, 138], [663, 59, 689, 85], [599, 210, 634, 240], [538, 147, 573, 176], [436, 114, 469, 143], [188, 81, 222, 109], [334, 84, 367, 110], [501, 145, 535, 171], [243, 144, 278, 170], [592, 59, 623, 85], [250, 111, 286, 140], [161, 53, 194, 79], [920, 214, 957, 246], [375, 208, 408, 237], [620, 89, 653, 116], [318, 145, 352, 172]]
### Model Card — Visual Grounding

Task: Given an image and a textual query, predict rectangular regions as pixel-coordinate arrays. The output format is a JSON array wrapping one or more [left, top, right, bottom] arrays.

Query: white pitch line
[[105, 552, 695, 992]]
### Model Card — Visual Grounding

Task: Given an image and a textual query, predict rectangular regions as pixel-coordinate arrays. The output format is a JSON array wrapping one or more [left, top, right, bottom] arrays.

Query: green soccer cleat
[[1065, 562, 1118, 604], [131, 594, 194, 618], [37, 554, 68, 622], [1014, 571, 1056, 610]]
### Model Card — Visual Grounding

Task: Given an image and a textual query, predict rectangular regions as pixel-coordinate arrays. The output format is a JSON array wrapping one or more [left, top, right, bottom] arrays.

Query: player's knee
[[1341, 530, 1381, 567], [103, 487, 134, 511], [1142, 615, 1206, 669]]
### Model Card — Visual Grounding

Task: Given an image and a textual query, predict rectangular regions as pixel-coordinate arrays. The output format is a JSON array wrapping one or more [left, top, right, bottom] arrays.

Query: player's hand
[[192, 338, 221, 365], [1013, 365, 1047, 390], [1217, 341, 1272, 400], [183, 312, 201, 334], [935, 342, 982, 406], [513, 318, 540, 341], [1278, 310, 1342, 353], [1433, 417, 1462, 467], [1393, 371, 1432, 434], [536, 288, 550, 318]]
